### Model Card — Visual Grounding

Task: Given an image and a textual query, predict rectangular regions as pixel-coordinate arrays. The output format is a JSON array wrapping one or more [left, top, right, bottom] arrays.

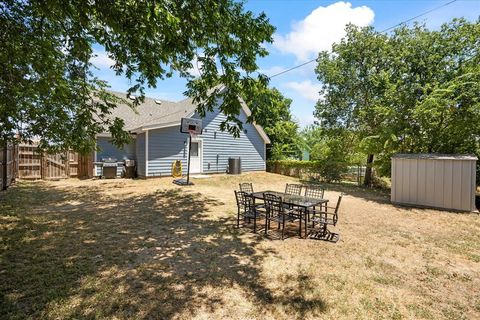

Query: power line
[[379, 0, 457, 33], [267, 59, 317, 78], [268, 0, 458, 79]]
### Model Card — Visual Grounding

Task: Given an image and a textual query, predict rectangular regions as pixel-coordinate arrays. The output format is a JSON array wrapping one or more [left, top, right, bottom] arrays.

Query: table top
[[251, 190, 328, 208]]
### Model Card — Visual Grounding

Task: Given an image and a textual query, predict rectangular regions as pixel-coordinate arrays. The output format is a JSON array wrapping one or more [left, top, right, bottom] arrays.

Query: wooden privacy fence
[[17, 144, 92, 180], [0, 143, 17, 190]]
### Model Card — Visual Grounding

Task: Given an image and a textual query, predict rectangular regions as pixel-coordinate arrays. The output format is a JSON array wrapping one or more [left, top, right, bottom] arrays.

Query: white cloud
[[90, 50, 115, 68], [273, 1, 374, 61], [296, 113, 316, 128], [283, 80, 322, 102]]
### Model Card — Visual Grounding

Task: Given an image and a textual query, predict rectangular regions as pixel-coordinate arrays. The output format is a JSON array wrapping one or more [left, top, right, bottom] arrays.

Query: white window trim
[[93, 140, 97, 177], [189, 136, 203, 173], [145, 130, 149, 177], [264, 142, 267, 170]]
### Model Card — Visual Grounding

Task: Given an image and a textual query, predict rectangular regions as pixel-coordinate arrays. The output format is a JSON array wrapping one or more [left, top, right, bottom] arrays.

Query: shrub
[[266, 160, 349, 183]]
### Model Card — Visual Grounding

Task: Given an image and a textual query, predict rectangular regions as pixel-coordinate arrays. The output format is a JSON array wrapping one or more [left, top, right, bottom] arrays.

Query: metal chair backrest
[[239, 182, 254, 193], [234, 190, 255, 213], [331, 194, 343, 225], [305, 185, 325, 199], [334, 194, 343, 214], [285, 183, 302, 195], [263, 192, 284, 218]]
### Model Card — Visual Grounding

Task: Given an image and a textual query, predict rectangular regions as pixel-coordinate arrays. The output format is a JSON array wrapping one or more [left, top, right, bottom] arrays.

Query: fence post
[[65, 151, 70, 177], [357, 165, 360, 186], [40, 151, 46, 180], [1, 142, 6, 190]]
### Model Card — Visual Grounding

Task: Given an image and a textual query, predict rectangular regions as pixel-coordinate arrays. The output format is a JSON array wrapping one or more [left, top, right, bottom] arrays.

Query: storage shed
[[391, 154, 477, 212]]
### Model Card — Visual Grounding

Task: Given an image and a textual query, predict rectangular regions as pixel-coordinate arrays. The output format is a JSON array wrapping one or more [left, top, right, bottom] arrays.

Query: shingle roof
[[105, 91, 197, 131], [103, 90, 270, 144]]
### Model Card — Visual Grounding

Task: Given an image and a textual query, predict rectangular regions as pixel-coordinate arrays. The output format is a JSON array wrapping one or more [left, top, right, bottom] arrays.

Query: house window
[[190, 142, 199, 156]]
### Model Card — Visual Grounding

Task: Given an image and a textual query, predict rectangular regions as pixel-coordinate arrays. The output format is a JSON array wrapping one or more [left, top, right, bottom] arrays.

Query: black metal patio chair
[[283, 183, 304, 217], [311, 194, 343, 241], [239, 182, 266, 213], [304, 185, 325, 221], [234, 190, 264, 233], [304, 185, 325, 199], [285, 183, 303, 195], [239, 182, 254, 193], [263, 192, 298, 240]]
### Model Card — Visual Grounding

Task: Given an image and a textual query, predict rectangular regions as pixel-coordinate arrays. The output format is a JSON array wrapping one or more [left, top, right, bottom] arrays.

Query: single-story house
[[94, 89, 270, 178]]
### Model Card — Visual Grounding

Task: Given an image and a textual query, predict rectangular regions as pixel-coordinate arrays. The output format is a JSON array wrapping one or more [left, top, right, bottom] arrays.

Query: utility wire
[[379, 0, 457, 33], [268, 0, 458, 79]]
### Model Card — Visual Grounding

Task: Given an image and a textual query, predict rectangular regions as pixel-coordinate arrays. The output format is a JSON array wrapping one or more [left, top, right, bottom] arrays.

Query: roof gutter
[[130, 121, 181, 133]]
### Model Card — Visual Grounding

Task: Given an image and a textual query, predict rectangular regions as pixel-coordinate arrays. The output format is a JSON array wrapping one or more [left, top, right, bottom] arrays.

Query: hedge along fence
[[266, 160, 369, 184], [267, 160, 314, 178]]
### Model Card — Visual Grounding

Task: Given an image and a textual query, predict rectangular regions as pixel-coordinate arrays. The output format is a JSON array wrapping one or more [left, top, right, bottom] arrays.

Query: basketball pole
[[186, 131, 192, 185]]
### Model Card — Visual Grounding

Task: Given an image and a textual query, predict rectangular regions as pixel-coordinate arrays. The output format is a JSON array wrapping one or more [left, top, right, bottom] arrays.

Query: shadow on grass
[[0, 181, 327, 319]]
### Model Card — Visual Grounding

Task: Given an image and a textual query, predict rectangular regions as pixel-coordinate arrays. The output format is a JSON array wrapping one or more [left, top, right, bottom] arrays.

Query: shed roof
[[392, 153, 478, 161]]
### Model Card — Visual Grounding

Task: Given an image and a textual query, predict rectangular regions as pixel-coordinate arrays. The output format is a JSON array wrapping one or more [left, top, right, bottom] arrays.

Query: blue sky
[[90, 0, 480, 127]]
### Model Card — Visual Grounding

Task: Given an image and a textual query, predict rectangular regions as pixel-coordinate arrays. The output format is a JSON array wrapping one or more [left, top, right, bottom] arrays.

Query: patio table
[[250, 191, 329, 238]]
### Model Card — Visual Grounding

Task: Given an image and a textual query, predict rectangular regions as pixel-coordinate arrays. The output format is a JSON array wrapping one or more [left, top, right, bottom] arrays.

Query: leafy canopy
[[244, 84, 300, 160], [0, 0, 274, 152], [315, 18, 480, 176]]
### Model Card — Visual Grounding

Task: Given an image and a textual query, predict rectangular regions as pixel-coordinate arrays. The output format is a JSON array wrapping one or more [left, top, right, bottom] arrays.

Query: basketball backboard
[[180, 117, 202, 134]]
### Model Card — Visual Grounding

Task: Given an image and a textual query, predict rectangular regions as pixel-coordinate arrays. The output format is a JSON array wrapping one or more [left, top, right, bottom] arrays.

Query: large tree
[[387, 19, 480, 155], [315, 25, 391, 185], [0, 0, 274, 152], [315, 19, 480, 184], [245, 84, 300, 160]]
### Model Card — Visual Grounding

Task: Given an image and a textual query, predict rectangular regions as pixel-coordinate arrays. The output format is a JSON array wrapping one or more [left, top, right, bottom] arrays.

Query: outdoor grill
[[102, 158, 118, 179]]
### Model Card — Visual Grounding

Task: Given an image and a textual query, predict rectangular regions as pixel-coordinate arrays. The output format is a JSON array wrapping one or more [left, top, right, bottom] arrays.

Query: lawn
[[1, 172, 479, 319]]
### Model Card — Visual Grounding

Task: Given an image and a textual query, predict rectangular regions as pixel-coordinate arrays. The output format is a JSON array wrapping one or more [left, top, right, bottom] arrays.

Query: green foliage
[[315, 18, 480, 177], [301, 125, 364, 175], [244, 84, 300, 160], [305, 128, 358, 161], [0, 0, 275, 152], [267, 160, 348, 183]]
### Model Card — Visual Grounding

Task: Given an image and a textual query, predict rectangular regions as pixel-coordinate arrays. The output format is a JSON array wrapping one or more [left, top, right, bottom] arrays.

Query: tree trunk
[[364, 154, 374, 187]]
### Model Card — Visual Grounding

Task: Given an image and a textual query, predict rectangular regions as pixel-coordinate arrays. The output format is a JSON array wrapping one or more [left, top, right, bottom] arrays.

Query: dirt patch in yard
[[1, 172, 479, 319]]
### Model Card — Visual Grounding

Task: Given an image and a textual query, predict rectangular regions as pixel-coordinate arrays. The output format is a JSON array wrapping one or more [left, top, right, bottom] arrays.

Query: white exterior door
[[189, 139, 202, 173]]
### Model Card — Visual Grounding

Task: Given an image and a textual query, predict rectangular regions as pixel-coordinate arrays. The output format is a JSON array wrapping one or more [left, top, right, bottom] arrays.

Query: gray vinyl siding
[[146, 107, 266, 176], [147, 126, 189, 177], [96, 137, 136, 160], [95, 137, 136, 177], [136, 133, 146, 177], [193, 106, 266, 173]]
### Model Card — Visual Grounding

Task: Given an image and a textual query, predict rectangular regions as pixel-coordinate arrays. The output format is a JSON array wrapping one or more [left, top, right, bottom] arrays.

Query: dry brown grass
[[1, 172, 479, 319]]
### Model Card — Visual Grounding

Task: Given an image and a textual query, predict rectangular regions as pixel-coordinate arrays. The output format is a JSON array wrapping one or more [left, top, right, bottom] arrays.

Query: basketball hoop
[[188, 129, 198, 140], [173, 117, 203, 186]]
